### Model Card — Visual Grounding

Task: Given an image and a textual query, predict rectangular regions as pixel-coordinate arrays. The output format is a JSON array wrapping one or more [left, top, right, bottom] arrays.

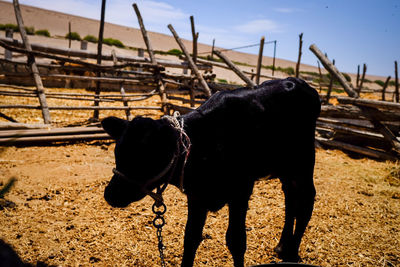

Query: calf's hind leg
[[275, 177, 316, 262]]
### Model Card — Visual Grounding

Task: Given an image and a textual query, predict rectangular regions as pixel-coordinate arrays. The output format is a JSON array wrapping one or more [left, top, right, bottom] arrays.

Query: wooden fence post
[[317, 61, 323, 93], [381, 76, 391, 101], [214, 50, 256, 88], [5, 29, 13, 60], [356, 64, 360, 88], [309, 44, 358, 98], [255, 36, 265, 85], [168, 24, 212, 97], [211, 39, 215, 60], [13, 0, 51, 124], [295, 33, 303, 78], [68, 21, 72, 48], [395, 61, 399, 103], [325, 59, 335, 104], [92, 0, 106, 121], [190, 15, 199, 107], [133, 3, 169, 113], [190, 16, 198, 64], [357, 63, 367, 95], [272, 40, 277, 76]]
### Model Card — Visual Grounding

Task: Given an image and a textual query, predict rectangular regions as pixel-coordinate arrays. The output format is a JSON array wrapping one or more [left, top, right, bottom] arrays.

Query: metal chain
[[152, 202, 167, 267]]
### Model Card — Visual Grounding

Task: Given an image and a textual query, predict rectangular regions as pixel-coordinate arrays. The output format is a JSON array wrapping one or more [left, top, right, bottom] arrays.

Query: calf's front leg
[[226, 182, 254, 267], [181, 197, 207, 267]]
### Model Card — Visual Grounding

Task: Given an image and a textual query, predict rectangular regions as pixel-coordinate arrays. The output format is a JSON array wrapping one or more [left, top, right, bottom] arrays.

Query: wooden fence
[[0, 1, 399, 161]]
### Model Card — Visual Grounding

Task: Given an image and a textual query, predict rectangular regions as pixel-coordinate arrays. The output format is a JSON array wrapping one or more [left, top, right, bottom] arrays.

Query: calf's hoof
[[274, 244, 300, 262]]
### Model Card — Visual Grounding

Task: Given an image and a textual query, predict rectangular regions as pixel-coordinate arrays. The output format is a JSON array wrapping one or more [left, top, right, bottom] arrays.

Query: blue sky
[[9, 0, 400, 77]]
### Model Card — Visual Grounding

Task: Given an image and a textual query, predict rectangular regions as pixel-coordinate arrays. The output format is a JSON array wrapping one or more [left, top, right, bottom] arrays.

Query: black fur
[[102, 77, 321, 266]]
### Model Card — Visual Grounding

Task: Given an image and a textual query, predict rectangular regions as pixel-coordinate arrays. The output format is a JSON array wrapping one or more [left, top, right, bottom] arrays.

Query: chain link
[[152, 202, 167, 267]]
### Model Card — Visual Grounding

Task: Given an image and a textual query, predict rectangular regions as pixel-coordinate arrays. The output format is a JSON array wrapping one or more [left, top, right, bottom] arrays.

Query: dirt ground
[[0, 139, 399, 267]]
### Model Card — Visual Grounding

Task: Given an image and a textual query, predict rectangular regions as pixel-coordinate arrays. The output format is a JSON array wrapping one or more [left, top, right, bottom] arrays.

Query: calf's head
[[102, 116, 179, 208]]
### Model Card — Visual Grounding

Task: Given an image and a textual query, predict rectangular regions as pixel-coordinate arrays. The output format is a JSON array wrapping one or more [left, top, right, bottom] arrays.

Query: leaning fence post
[[356, 64, 360, 88], [214, 50, 256, 88], [133, 3, 169, 113], [325, 59, 335, 104], [309, 44, 358, 98], [5, 29, 13, 60], [381, 76, 391, 101], [189, 15, 199, 107], [295, 33, 303, 78], [13, 0, 51, 124], [255, 36, 265, 85], [168, 24, 212, 97], [317, 61, 323, 93], [357, 63, 367, 95]]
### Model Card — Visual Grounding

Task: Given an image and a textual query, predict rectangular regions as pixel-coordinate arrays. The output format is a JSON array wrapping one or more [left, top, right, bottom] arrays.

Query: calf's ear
[[101, 116, 128, 140]]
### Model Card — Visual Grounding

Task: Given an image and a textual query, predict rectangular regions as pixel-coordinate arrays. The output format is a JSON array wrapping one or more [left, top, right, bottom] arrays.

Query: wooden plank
[[316, 137, 398, 161], [316, 121, 385, 140], [0, 37, 211, 70], [168, 24, 212, 97], [44, 74, 156, 83], [0, 40, 161, 71], [358, 106, 400, 153], [213, 50, 256, 88], [309, 44, 358, 98], [0, 122, 49, 130], [336, 97, 400, 112], [0, 126, 104, 138], [0, 105, 162, 110], [0, 133, 111, 145], [320, 104, 400, 122], [13, 0, 51, 124]]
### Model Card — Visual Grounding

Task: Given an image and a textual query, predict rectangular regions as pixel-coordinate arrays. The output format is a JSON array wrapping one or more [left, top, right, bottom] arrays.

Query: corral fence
[[0, 1, 399, 161]]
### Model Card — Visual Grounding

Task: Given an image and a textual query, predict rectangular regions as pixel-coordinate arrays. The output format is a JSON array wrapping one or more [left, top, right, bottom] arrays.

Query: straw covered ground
[[0, 87, 399, 266], [0, 143, 399, 267]]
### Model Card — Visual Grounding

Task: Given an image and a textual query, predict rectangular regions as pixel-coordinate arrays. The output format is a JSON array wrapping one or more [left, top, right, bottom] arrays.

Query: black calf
[[102, 77, 321, 266]]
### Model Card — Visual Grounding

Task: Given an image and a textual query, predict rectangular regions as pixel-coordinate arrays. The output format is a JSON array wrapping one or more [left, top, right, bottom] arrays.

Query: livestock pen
[[0, 1, 399, 266]]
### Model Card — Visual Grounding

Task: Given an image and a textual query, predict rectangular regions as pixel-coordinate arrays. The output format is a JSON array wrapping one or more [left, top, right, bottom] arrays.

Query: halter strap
[[112, 112, 192, 206]]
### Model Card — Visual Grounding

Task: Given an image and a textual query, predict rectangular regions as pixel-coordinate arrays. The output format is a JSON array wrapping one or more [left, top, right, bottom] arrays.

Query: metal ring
[[152, 202, 167, 215], [153, 216, 165, 228]]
